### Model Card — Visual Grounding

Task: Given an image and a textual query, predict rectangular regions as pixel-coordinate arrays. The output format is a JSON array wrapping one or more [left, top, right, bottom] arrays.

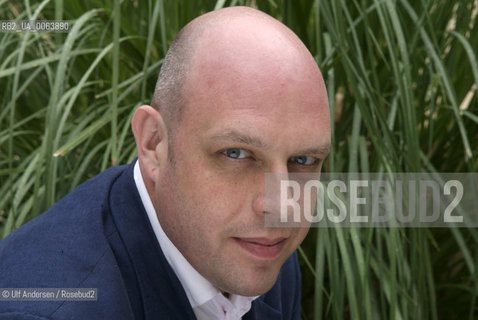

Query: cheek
[[176, 170, 250, 231], [173, 157, 254, 221]]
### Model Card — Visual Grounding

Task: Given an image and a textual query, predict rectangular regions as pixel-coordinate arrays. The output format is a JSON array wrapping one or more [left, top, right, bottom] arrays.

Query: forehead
[[179, 68, 330, 155]]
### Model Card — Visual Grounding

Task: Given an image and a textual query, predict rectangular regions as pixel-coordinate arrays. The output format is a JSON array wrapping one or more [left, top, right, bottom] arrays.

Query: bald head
[[152, 6, 326, 135]]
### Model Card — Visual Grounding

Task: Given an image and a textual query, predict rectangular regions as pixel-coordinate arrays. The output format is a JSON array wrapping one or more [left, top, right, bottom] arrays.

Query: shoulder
[[0, 164, 128, 270], [0, 164, 134, 319]]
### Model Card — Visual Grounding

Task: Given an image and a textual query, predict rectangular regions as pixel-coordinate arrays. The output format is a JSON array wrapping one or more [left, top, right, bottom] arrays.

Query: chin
[[217, 271, 279, 297], [223, 283, 276, 297]]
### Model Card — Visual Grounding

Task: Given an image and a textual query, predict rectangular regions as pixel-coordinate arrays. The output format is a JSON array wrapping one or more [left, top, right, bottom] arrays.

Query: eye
[[289, 155, 319, 166], [222, 148, 251, 159]]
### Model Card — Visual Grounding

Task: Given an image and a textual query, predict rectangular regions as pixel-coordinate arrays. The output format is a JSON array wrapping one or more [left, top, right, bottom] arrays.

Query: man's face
[[152, 24, 330, 296]]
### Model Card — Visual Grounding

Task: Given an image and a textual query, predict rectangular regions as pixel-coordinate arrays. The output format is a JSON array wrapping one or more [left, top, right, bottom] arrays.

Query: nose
[[251, 163, 293, 225]]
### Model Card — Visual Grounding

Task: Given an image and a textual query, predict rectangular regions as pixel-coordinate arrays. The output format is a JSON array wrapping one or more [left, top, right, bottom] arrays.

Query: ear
[[131, 105, 168, 185]]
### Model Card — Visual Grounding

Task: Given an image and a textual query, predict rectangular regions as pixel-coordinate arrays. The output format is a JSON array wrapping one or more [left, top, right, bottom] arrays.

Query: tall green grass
[[1, 0, 477, 319]]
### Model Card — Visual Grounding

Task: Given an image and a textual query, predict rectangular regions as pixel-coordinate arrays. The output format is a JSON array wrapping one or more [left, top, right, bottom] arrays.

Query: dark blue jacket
[[0, 161, 301, 319]]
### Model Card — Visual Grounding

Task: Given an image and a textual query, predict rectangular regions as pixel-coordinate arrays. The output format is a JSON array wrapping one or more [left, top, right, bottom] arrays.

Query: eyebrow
[[210, 129, 331, 155], [296, 145, 331, 156], [210, 130, 269, 149]]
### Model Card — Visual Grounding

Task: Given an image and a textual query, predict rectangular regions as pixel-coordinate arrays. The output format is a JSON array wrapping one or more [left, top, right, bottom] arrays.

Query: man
[[0, 6, 330, 320]]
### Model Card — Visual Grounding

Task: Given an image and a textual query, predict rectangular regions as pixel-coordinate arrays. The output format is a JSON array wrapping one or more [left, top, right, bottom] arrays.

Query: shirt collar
[[133, 161, 257, 312]]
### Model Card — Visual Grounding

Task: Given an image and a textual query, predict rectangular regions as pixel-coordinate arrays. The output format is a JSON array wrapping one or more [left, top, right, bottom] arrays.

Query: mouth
[[233, 237, 287, 260]]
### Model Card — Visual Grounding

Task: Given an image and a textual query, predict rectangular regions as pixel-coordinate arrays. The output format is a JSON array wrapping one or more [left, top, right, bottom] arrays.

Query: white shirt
[[133, 161, 257, 320]]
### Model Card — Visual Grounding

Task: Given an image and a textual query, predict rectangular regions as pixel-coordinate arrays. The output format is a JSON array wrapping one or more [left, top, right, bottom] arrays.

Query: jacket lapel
[[244, 296, 282, 320]]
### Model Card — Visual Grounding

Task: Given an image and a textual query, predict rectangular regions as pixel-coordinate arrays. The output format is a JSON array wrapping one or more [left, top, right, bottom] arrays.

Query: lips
[[233, 237, 286, 259]]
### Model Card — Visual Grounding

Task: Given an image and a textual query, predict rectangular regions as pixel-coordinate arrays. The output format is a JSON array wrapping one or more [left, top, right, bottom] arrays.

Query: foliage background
[[1, 0, 477, 319]]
